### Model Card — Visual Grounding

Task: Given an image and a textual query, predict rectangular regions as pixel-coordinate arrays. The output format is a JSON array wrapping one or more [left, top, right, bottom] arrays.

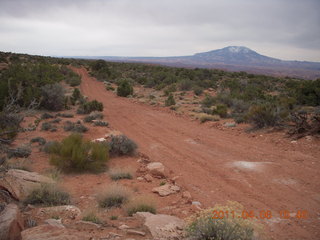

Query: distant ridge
[[73, 46, 320, 79]]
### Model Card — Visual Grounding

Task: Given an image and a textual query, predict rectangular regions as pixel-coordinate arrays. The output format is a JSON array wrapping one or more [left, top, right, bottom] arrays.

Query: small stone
[[146, 162, 165, 178], [137, 177, 144, 181], [126, 229, 146, 236], [182, 191, 192, 202], [119, 224, 130, 230], [144, 174, 153, 182], [152, 184, 180, 197]]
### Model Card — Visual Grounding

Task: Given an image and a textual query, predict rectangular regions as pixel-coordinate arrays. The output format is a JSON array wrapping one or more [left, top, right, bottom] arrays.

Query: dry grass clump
[[198, 113, 220, 123], [185, 201, 265, 240], [97, 184, 132, 208], [124, 195, 157, 216], [24, 184, 70, 206], [109, 167, 134, 180]]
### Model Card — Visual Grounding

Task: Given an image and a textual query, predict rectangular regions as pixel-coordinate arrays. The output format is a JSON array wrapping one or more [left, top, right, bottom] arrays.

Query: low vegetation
[[83, 112, 103, 122], [7, 144, 31, 158], [97, 184, 131, 208], [77, 100, 103, 114], [185, 201, 263, 240], [30, 137, 46, 145], [63, 121, 88, 133], [108, 134, 137, 156], [125, 195, 157, 216], [109, 167, 133, 180], [49, 134, 109, 173], [82, 212, 102, 224], [24, 184, 70, 206], [117, 78, 134, 97]]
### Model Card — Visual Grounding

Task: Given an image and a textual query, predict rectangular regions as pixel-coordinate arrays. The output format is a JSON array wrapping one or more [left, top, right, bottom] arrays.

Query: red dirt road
[[75, 67, 320, 240]]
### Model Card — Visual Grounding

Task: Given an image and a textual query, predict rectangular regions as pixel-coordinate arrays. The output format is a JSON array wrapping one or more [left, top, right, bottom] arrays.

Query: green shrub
[[41, 113, 54, 119], [59, 113, 74, 118], [165, 94, 176, 106], [50, 134, 109, 173], [7, 144, 31, 158], [247, 104, 282, 129], [83, 112, 103, 123], [109, 167, 133, 180], [50, 118, 62, 123], [41, 122, 57, 131], [185, 201, 261, 240], [117, 79, 133, 97], [93, 121, 109, 127], [0, 113, 23, 141], [82, 212, 102, 224], [109, 135, 137, 156], [66, 76, 81, 87], [42, 141, 60, 154], [77, 100, 103, 114], [125, 195, 156, 216], [41, 83, 65, 111], [24, 184, 70, 206], [97, 184, 131, 208], [193, 87, 203, 96], [30, 137, 46, 145], [201, 95, 216, 108], [214, 104, 228, 118], [71, 88, 81, 105], [63, 121, 88, 133]]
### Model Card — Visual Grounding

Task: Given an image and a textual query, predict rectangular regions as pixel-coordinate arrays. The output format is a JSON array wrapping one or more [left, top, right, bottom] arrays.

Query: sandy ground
[[70, 67, 320, 240]]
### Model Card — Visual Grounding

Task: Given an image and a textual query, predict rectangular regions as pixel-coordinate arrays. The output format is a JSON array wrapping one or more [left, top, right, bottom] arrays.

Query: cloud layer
[[0, 0, 319, 61]]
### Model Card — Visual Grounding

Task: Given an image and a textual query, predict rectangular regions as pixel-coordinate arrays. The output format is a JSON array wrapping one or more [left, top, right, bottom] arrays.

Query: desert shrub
[[287, 110, 320, 138], [50, 118, 62, 123], [201, 95, 216, 108], [30, 137, 46, 145], [117, 79, 133, 97], [109, 135, 137, 156], [0, 113, 23, 142], [7, 144, 31, 158], [199, 114, 220, 123], [77, 100, 103, 114], [93, 121, 109, 127], [106, 86, 115, 91], [49, 134, 109, 173], [63, 121, 88, 133], [186, 201, 262, 240], [40, 83, 65, 111], [247, 104, 282, 129], [71, 88, 82, 105], [82, 212, 102, 224], [125, 195, 156, 216], [97, 184, 131, 208], [165, 94, 176, 106], [65, 76, 81, 87], [41, 122, 57, 131], [59, 113, 74, 118], [41, 112, 54, 119], [24, 184, 70, 206], [214, 104, 228, 118], [178, 79, 193, 91], [42, 141, 60, 154], [193, 87, 203, 96], [109, 167, 133, 180], [83, 112, 103, 122]]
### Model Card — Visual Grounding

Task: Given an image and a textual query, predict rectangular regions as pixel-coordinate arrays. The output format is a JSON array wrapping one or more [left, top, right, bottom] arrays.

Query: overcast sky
[[0, 0, 319, 61]]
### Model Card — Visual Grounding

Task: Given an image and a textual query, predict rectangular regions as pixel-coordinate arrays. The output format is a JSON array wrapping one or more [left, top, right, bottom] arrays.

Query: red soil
[[71, 67, 320, 240]]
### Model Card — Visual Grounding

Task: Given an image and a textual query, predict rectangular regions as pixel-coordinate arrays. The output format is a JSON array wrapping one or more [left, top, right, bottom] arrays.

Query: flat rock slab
[[0, 203, 24, 240], [134, 212, 185, 240], [21, 225, 86, 240], [0, 169, 54, 201], [152, 184, 180, 196]]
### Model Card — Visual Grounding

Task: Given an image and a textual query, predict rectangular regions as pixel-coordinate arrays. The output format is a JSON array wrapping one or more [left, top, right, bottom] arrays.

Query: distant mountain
[[77, 46, 320, 79]]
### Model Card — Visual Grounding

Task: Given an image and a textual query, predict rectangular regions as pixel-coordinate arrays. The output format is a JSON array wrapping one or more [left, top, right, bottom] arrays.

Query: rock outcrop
[[0, 203, 24, 240], [134, 212, 185, 240], [146, 162, 165, 178], [152, 184, 180, 197]]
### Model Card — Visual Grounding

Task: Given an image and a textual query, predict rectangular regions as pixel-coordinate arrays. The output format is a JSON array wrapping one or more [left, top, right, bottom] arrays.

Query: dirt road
[[75, 67, 320, 240]]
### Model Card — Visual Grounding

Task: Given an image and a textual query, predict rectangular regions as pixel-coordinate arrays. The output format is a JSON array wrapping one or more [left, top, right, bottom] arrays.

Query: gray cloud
[[0, 0, 319, 61]]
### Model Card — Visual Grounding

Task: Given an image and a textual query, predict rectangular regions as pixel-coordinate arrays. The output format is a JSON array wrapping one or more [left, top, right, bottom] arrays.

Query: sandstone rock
[[118, 224, 130, 230], [182, 191, 192, 203], [0, 204, 23, 240], [224, 122, 236, 127], [152, 184, 180, 197], [75, 220, 101, 230], [134, 212, 185, 240], [36, 205, 81, 220], [21, 225, 85, 240], [144, 174, 153, 182], [136, 177, 144, 181], [146, 162, 165, 178], [126, 229, 146, 236], [44, 218, 65, 228], [0, 169, 54, 201]]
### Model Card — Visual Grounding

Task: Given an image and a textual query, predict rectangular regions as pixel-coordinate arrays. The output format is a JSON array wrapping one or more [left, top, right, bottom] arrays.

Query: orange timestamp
[[212, 210, 308, 220]]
